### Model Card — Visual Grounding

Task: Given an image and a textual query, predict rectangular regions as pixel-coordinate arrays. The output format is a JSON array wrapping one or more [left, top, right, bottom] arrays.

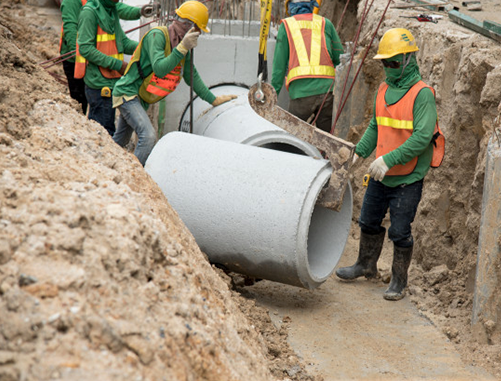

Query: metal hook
[[254, 73, 265, 103]]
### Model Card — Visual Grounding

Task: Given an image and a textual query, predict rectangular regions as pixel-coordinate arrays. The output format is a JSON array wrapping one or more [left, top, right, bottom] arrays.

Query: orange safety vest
[[126, 26, 183, 104], [74, 25, 124, 79], [375, 80, 445, 176], [59, 0, 87, 53], [282, 13, 335, 90]]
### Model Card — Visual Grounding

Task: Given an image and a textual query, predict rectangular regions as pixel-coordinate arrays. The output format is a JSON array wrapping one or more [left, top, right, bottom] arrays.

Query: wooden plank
[[406, 0, 448, 11], [484, 20, 501, 36], [448, 10, 501, 43]]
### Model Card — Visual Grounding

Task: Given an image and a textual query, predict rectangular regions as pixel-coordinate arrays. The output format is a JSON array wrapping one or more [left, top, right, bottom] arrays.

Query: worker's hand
[[177, 28, 200, 55], [119, 61, 128, 75], [140, 2, 161, 18], [368, 156, 389, 182], [212, 94, 237, 107]]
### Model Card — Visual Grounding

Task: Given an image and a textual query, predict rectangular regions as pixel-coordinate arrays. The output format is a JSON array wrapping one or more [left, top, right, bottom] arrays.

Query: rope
[[331, 0, 392, 134]]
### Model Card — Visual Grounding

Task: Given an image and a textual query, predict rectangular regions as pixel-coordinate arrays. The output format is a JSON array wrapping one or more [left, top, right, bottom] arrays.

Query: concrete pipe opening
[[146, 132, 352, 289], [179, 85, 322, 159]]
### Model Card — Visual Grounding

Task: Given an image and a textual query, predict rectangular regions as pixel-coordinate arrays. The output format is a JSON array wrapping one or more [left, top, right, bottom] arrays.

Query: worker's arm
[[116, 2, 142, 20], [146, 29, 184, 77], [120, 27, 139, 56], [324, 19, 344, 67], [382, 88, 437, 168], [60, 0, 81, 53], [355, 95, 378, 158], [183, 51, 216, 105], [271, 23, 289, 96], [77, 8, 123, 72]]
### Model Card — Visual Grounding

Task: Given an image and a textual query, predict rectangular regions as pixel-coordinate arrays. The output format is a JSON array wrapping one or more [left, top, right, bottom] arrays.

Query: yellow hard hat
[[175, 1, 210, 33], [373, 28, 419, 60]]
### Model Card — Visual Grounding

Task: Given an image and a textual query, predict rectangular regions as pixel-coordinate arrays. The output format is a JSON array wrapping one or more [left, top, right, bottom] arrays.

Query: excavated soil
[[1, 0, 501, 380], [0, 1, 316, 380]]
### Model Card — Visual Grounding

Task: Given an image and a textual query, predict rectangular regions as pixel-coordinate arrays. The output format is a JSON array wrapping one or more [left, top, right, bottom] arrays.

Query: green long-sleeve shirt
[[60, 0, 141, 62], [112, 28, 216, 107], [355, 85, 437, 187], [271, 15, 344, 99], [77, 0, 139, 90]]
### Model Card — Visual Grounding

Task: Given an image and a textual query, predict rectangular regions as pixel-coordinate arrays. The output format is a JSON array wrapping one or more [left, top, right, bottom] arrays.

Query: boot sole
[[383, 292, 405, 301]]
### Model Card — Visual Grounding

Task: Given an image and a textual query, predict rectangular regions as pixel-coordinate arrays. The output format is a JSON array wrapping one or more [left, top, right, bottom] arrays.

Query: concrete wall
[[161, 20, 283, 135]]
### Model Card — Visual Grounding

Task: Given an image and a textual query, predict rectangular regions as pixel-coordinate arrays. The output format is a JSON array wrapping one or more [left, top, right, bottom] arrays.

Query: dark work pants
[[85, 85, 116, 137], [359, 178, 423, 248], [288, 92, 334, 133], [62, 60, 87, 115]]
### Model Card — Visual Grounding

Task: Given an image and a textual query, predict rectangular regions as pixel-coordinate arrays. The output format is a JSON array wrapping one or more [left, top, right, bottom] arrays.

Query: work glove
[[177, 28, 200, 55], [368, 156, 389, 182], [212, 94, 238, 107], [140, 2, 161, 18]]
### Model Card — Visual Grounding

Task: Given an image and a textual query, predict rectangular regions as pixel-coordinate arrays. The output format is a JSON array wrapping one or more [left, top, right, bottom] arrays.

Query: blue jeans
[[113, 97, 157, 166], [85, 85, 115, 136], [359, 178, 423, 248]]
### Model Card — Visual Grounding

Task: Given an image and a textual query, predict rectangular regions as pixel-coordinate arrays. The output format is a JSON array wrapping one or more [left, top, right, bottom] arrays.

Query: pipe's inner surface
[[259, 142, 308, 155], [306, 185, 353, 280]]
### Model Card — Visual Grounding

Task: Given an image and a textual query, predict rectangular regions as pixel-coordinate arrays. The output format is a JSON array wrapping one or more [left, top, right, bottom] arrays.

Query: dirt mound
[[0, 3, 315, 380]]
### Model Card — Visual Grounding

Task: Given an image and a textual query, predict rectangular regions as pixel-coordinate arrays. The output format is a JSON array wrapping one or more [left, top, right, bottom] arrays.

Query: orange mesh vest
[[282, 14, 335, 90], [375, 80, 445, 176], [125, 26, 183, 104], [59, 0, 87, 53], [75, 24, 124, 79]]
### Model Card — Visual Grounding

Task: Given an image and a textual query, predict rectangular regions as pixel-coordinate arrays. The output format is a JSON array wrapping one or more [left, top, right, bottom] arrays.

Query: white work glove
[[177, 28, 200, 55], [368, 156, 389, 181], [140, 2, 161, 18], [212, 94, 237, 107]]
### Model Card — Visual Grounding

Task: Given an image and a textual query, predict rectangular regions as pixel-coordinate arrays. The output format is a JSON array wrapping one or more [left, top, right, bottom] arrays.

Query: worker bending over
[[336, 28, 444, 301], [76, 0, 139, 135], [112, 1, 236, 166], [271, 0, 343, 133], [60, 0, 155, 114]]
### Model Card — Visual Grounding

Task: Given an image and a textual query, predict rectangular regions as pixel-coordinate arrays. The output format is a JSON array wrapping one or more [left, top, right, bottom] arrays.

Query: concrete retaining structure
[[180, 85, 321, 157], [145, 132, 353, 289], [472, 135, 501, 341]]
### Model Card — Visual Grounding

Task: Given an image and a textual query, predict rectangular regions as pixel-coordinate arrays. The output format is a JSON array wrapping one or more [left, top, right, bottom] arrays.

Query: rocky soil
[[0, 1, 316, 380]]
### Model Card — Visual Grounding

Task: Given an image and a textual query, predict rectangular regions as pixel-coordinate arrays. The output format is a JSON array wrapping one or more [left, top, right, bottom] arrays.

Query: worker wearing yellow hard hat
[[111, 1, 236, 166], [336, 28, 445, 301], [271, 0, 343, 133]]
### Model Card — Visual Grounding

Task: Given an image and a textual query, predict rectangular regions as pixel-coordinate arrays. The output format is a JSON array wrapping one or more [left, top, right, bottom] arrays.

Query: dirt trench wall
[[347, 0, 501, 344], [0, 4, 310, 381]]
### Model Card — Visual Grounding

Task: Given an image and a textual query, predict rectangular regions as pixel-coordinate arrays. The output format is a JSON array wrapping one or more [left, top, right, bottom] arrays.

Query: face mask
[[382, 55, 405, 81]]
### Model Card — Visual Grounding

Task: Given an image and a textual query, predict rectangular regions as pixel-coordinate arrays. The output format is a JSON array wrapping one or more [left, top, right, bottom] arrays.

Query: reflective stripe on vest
[[59, 0, 87, 53], [145, 64, 182, 98], [74, 25, 123, 79], [375, 80, 444, 176], [282, 14, 335, 90]]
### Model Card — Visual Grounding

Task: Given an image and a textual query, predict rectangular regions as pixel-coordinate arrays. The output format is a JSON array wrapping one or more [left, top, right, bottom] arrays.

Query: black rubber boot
[[335, 231, 386, 280], [383, 245, 413, 301]]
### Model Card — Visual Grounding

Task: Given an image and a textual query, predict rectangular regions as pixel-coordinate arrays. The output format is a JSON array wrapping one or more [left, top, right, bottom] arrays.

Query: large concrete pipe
[[179, 85, 322, 158], [145, 132, 352, 289]]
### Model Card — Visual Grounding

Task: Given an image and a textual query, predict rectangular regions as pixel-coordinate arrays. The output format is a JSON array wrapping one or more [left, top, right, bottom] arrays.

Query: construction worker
[[60, 0, 155, 114], [335, 28, 444, 301], [271, 0, 343, 133], [75, 0, 141, 136], [112, 1, 236, 166]]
